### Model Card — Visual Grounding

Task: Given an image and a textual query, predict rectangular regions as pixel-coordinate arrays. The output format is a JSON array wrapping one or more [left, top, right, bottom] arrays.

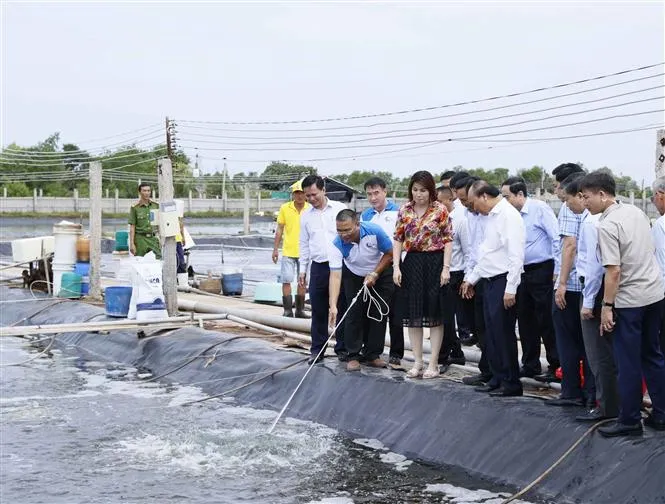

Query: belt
[[484, 272, 507, 282], [138, 232, 155, 237], [523, 259, 554, 272]]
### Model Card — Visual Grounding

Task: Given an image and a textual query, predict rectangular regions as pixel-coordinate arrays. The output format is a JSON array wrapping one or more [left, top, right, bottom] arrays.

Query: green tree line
[[0, 134, 647, 198]]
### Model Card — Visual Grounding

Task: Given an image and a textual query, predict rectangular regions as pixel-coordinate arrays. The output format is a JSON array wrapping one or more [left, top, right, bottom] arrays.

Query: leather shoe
[[598, 421, 643, 438], [307, 354, 325, 366], [462, 374, 489, 386], [519, 367, 539, 378], [534, 371, 561, 383], [644, 414, 665, 431], [575, 408, 616, 423], [460, 335, 478, 346], [346, 360, 361, 371], [474, 383, 500, 393], [544, 397, 584, 407], [365, 358, 387, 368], [489, 387, 523, 397]]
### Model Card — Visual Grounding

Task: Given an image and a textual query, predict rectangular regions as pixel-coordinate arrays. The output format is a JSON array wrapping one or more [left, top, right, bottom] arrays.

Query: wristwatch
[[602, 301, 615, 308]]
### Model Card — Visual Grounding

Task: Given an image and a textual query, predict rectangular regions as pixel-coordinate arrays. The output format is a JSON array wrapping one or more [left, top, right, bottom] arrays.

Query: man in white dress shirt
[[461, 180, 526, 397], [501, 176, 560, 379], [651, 176, 665, 354], [298, 175, 348, 365]]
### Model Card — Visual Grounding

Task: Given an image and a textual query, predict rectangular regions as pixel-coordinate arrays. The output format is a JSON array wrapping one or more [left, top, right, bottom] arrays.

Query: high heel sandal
[[406, 364, 424, 378], [423, 367, 440, 379]]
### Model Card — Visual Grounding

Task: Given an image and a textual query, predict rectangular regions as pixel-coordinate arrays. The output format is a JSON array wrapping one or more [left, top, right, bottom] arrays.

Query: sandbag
[[127, 253, 168, 320]]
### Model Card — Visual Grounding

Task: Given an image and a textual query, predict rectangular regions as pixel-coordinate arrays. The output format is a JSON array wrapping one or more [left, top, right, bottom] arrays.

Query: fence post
[[257, 190, 262, 212], [629, 190, 635, 206], [114, 189, 119, 213], [188, 190, 193, 212], [244, 184, 250, 235], [3, 187, 7, 198], [33, 188, 37, 212]]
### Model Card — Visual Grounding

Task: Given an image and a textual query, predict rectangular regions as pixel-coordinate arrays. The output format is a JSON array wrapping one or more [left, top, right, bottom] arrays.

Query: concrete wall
[[0, 194, 660, 219]]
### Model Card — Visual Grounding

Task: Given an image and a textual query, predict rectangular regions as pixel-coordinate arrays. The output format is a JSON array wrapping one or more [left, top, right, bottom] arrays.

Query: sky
[[2, 1, 664, 184]]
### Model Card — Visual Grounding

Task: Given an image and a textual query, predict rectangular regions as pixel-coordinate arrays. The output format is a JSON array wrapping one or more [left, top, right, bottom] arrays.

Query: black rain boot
[[282, 296, 294, 317], [295, 295, 311, 319]]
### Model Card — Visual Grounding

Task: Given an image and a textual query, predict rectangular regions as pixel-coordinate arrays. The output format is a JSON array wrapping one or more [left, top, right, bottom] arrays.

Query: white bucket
[[53, 220, 82, 266], [112, 251, 133, 282], [52, 263, 75, 297], [177, 272, 189, 286]]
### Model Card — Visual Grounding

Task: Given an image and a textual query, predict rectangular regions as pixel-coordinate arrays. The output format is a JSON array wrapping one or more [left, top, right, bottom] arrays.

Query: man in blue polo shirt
[[360, 176, 403, 366], [329, 209, 395, 371]]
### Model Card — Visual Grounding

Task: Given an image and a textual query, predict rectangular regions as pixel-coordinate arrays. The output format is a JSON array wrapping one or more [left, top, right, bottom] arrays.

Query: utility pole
[[656, 129, 665, 179], [161, 117, 178, 315], [88, 161, 102, 300], [222, 157, 227, 211], [243, 182, 250, 235]]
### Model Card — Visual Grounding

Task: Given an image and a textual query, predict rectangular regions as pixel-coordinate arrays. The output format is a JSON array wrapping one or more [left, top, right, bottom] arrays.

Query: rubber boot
[[295, 295, 311, 319], [282, 296, 294, 317]]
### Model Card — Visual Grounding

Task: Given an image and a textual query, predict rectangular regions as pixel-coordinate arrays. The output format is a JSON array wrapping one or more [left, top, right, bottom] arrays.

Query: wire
[[177, 62, 663, 126], [0, 147, 166, 168], [194, 123, 663, 164], [1, 130, 165, 157], [178, 84, 664, 140], [179, 109, 664, 152]]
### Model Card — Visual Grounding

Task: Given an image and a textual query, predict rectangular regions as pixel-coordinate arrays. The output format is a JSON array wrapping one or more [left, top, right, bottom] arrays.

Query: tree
[[260, 161, 316, 190]]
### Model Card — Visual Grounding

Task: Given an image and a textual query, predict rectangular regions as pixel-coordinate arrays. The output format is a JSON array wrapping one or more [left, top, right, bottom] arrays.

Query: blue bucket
[[59, 272, 82, 298], [222, 273, 243, 296], [105, 286, 133, 317], [74, 262, 90, 295]]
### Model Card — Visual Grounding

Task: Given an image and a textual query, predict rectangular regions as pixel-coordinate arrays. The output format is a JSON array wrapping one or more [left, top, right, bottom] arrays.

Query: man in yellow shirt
[[272, 179, 310, 318]]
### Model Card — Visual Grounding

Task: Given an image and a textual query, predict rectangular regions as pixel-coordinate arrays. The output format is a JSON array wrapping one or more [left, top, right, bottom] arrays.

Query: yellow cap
[[290, 178, 305, 193]]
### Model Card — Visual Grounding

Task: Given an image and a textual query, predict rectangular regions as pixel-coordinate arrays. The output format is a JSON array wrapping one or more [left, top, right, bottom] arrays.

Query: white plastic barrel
[[53, 221, 82, 266], [52, 263, 75, 297]]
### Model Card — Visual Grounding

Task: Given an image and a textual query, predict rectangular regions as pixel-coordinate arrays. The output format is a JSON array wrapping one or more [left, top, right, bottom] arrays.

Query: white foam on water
[[303, 498, 355, 504], [425, 483, 529, 503], [378, 451, 413, 472], [352, 438, 387, 451]]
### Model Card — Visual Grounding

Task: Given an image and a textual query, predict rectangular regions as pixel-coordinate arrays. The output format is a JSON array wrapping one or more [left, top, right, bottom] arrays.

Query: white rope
[[363, 285, 389, 323], [267, 281, 389, 433]]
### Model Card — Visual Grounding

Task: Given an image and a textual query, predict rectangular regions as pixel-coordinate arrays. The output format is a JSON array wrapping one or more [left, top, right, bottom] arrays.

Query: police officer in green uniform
[[128, 182, 161, 259]]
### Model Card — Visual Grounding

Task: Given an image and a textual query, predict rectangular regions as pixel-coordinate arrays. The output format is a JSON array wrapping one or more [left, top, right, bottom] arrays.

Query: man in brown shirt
[[580, 171, 665, 437]]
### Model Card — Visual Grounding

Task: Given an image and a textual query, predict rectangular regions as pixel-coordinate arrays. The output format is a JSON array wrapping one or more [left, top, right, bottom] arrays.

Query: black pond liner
[[2, 286, 664, 504]]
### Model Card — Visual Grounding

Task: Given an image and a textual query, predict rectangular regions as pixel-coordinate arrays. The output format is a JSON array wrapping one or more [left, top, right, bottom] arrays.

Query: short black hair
[[301, 174, 324, 190], [449, 171, 471, 188], [364, 176, 387, 190], [470, 180, 500, 198], [138, 182, 151, 192], [562, 172, 586, 195], [336, 208, 357, 222], [502, 176, 528, 197], [460, 176, 480, 192], [440, 170, 457, 181], [437, 186, 454, 198], [553, 163, 584, 182], [579, 171, 616, 196]]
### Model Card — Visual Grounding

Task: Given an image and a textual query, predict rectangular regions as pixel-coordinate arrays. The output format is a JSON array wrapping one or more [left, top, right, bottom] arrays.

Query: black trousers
[[343, 265, 394, 361], [309, 261, 346, 356], [552, 290, 595, 402], [388, 285, 405, 359], [440, 270, 465, 363], [474, 280, 491, 378], [517, 259, 559, 375], [482, 274, 522, 392]]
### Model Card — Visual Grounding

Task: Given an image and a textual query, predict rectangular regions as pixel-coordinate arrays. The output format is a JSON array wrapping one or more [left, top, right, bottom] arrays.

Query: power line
[[178, 72, 664, 133], [58, 122, 163, 145], [0, 147, 167, 168], [179, 109, 663, 152], [177, 62, 663, 126], [1, 130, 165, 157], [177, 95, 663, 147]]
